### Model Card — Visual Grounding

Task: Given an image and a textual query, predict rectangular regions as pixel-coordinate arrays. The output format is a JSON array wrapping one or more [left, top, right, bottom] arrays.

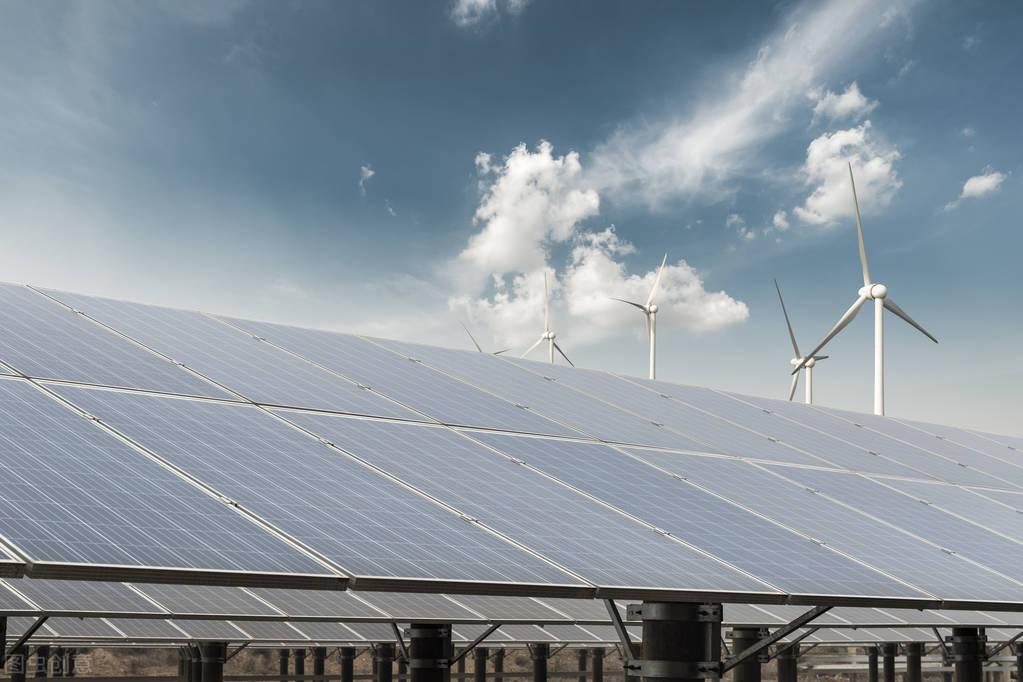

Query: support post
[[313, 648, 326, 682], [633, 602, 721, 682], [456, 652, 465, 679], [952, 628, 984, 682], [474, 648, 487, 682], [409, 624, 452, 682], [294, 649, 306, 680], [731, 628, 765, 682], [867, 647, 878, 682], [881, 644, 896, 682], [11, 645, 27, 682], [64, 650, 74, 679], [906, 643, 922, 682], [874, 296, 884, 416], [280, 649, 290, 680], [592, 649, 604, 682], [1015, 648, 1023, 682], [577, 648, 588, 682], [340, 647, 356, 682], [377, 644, 395, 682], [190, 645, 202, 682], [399, 657, 408, 681], [51, 648, 63, 678], [493, 649, 504, 682], [199, 643, 227, 682], [177, 648, 188, 682], [34, 646, 49, 678], [776, 644, 799, 682], [531, 644, 549, 682]]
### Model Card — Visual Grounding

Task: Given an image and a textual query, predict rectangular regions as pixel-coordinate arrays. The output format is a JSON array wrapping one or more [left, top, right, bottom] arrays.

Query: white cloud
[[586, 0, 913, 207], [944, 167, 1007, 210], [810, 82, 878, 122], [960, 126, 976, 137], [358, 165, 375, 196], [963, 32, 981, 51], [772, 210, 790, 231], [449, 142, 748, 349], [450, 0, 529, 27], [792, 121, 902, 225], [726, 213, 756, 240], [385, 200, 397, 217]]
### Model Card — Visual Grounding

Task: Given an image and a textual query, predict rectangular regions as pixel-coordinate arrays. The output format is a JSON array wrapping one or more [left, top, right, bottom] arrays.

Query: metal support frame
[[199, 642, 227, 682], [4, 617, 48, 665], [448, 624, 502, 668], [376, 643, 395, 682], [729, 628, 767, 682], [905, 642, 922, 682], [764, 628, 819, 663], [988, 631, 1023, 659], [775, 644, 799, 682], [408, 623, 452, 682], [224, 642, 250, 663], [340, 646, 356, 682], [951, 627, 986, 682], [473, 647, 488, 682], [881, 642, 896, 682], [722, 606, 832, 673], [393, 624, 410, 663], [603, 600, 638, 668], [626, 601, 722, 681], [531, 643, 549, 682], [591, 648, 604, 682]]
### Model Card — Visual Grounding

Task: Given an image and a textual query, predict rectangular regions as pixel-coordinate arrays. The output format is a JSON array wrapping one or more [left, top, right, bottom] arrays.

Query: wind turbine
[[460, 323, 509, 356], [522, 272, 573, 365], [612, 253, 667, 380], [793, 163, 937, 415], [775, 279, 828, 404]]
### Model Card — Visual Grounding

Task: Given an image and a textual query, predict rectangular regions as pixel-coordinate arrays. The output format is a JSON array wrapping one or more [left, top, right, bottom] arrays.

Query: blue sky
[[0, 0, 1020, 434]]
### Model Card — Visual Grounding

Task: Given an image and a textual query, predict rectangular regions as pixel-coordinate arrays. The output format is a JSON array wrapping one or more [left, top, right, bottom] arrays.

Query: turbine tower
[[612, 253, 667, 380], [794, 163, 937, 415], [775, 279, 828, 404], [522, 272, 573, 366]]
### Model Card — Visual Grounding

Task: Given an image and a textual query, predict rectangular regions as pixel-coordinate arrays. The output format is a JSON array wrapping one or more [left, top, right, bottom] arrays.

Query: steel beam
[[867, 646, 879, 682], [377, 644, 395, 682], [881, 643, 896, 682], [531, 644, 549, 682], [199, 643, 227, 682], [341, 647, 356, 682], [953, 628, 984, 682], [279, 649, 290, 679], [313, 647, 326, 682], [906, 642, 922, 682], [730, 628, 766, 682], [629, 601, 721, 682], [493, 649, 504, 682], [408, 624, 452, 682], [474, 648, 488, 682]]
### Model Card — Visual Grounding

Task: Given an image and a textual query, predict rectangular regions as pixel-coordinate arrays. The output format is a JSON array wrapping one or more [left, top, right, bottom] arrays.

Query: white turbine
[[775, 279, 828, 404], [612, 253, 667, 380], [460, 323, 510, 356], [521, 272, 573, 366], [793, 163, 938, 415]]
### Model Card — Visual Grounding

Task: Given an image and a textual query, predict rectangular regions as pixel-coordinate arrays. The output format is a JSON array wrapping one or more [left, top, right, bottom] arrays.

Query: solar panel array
[[0, 284, 1020, 610]]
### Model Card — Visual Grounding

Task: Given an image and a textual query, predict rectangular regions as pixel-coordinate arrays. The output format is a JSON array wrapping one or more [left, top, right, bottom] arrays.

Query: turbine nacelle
[[858, 283, 888, 300], [648, 303, 658, 314]]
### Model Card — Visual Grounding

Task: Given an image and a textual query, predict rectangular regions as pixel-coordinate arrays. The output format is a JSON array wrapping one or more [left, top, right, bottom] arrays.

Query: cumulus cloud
[[449, 142, 748, 349], [810, 82, 878, 122], [773, 210, 790, 231], [450, 0, 529, 28], [358, 165, 375, 196], [944, 168, 1007, 210], [961, 126, 976, 137], [586, 0, 912, 207], [792, 121, 902, 225], [727, 213, 757, 240]]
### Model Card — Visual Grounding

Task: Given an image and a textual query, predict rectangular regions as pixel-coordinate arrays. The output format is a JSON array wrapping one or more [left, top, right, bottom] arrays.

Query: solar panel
[[626, 451, 1023, 606], [104, 618, 189, 640], [0, 581, 41, 613], [722, 604, 786, 625], [345, 622, 399, 642], [370, 338, 711, 451], [897, 419, 1023, 470], [355, 592, 481, 622], [870, 608, 956, 626], [503, 360, 823, 466], [0, 378, 333, 585], [763, 466, 1023, 585], [815, 406, 1023, 489], [445, 595, 571, 622], [171, 619, 249, 640], [249, 588, 387, 620], [538, 624, 604, 642], [877, 479, 1023, 543], [43, 289, 419, 419], [44, 617, 123, 639], [131, 584, 285, 617], [219, 317, 578, 437], [232, 620, 308, 641], [286, 621, 362, 642], [4, 579, 165, 615], [0, 285, 229, 399], [726, 604, 850, 626], [54, 384, 584, 593], [973, 430, 1023, 453], [531, 597, 614, 622], [279, 411, 779, 599], [734, 396, 1004, 487], [470, 431, 926, 601]]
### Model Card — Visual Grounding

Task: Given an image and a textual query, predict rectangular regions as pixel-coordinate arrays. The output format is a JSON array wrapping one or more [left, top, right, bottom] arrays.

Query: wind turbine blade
[[788, 372, 800, 402], [774, 279, 801, 358], [521, 336, 545, 358], [813, 355, 829, 361], [848, 162, 871, 287], [493, 349, 511, 356], [610, 297, 648, 312], [543, 271, 550, 331], [460, 323, 483, 353], [553, 341, 574, 367], [646, 253, 668, 308], [883, 298, 939, 343], [793, 294, 868, 374]]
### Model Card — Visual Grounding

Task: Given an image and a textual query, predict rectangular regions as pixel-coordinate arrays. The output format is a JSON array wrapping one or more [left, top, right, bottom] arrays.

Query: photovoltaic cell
[[471, 431, 925, 600], [876, 479, 1023, 543], [44, 617, 123, 638], [898, 418, 1023, 470], [816, 406, 1023, 489], [281, 411, 779, 597], [626, 450, 1023, 605], [737, 604, 851, 626], [370, 338, 712, 451], [345, 622, 400, 642], [232, 620, 307, 641], [355, 592, 481, 621], [0, 378, 332, 580], [172, 619, 249, 640], [54, 384, 581, 590], [219, 317, 577, 437], [445, 594, 570, 622], [0, 284, 229, 399], [538, 624, 603, 641], [0, 581, 39, 612], [503, 359, 822, 465], [765, 466, 1023, 584], [733, 395, 1000, 486], [105, 618, 189, 640], [131, 583, 284, 617], [4, 579, 165, 615], [43, 289, 419, 419], [722, 604, 786, 626], [532, 597, 614, 622], [288, 621, 363, 642], [249, 588, 387, 620]]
